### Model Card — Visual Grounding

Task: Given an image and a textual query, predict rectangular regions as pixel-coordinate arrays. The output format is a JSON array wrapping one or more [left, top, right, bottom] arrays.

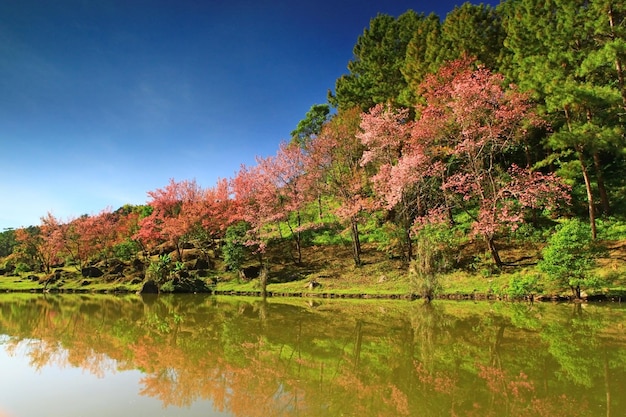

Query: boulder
[[139, 280, 159, 294], [82, 266, 104, 278], [110, 263, 126, 275], [132, 258, 145, 272], [192, 258, 211, 270], [239, 265, 261, 281], [181, 248, 204, 262], [306, 280, 321, 290]]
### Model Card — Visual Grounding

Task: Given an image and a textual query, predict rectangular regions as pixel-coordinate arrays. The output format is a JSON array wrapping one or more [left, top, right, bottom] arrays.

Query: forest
[[0, 0, 625, 299]]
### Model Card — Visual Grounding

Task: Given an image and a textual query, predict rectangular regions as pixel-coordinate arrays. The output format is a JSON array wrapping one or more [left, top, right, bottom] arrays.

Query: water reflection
[[0, 294, 625, 416]]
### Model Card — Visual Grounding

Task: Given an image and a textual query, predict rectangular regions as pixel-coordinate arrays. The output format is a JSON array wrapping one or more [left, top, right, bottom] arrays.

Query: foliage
[[14, 262, 32, 274], [147, 254, 172, 284], [329, 11, 423, 110], [290, 103, 330, 145], [222, 222, 250, 272], [507, 273, 542, 300], [112, 239, 141, 261], [409, 225, 458, 301], [538, 219, 606, 298], [0, 228, 16, 258]]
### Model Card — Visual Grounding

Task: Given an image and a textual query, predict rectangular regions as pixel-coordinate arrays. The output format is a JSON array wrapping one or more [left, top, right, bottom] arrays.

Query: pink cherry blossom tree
[[306, 107, 372, 266], [409, 59, 570, 267]]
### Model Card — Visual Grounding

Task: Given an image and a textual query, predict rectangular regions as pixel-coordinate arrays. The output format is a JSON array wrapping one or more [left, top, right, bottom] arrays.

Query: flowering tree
[[359, 103, 439, 261], [15, 212, 64, 274], [259, 141, 318, 264], [136, 179, 204, 261], [229, 164, 279, 259], [410, 59, 570, 267], [307, 107, 372, 266], [189, 178, 231, 251]]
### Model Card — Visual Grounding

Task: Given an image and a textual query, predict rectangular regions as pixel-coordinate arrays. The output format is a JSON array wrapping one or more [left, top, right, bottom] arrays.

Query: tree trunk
[[487, 236, 503, 269], [608, 4, 626, 112], [350, 217, 362, 267], [566, 105, 597, 240], [571, 285, 582, 300], [577, 145, 598, 239], [295, 211, 302, 264], [259, 266, 268, 299], [593, 151, 611, 215]]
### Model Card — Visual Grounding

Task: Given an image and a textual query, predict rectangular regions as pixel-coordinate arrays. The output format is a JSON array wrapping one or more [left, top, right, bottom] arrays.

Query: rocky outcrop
[[139, 280, 159, 294], [82, 266, 104, 278]]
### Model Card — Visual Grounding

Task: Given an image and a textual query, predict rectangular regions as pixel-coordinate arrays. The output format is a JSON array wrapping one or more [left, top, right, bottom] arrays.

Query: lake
[[0, 294, 624, 417]]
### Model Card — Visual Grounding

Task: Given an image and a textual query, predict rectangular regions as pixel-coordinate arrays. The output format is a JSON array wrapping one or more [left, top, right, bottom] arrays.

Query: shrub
[[409, 224, 459, 302], [113, 239, 141, 261], [14, 262, 32, 274], [507, 273, 542, 300], [538, 219, 606, 299], [147, 254, 172, 284], [223, 222, 250, 271]]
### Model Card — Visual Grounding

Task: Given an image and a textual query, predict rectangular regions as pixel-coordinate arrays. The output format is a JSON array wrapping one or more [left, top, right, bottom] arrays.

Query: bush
[[223, 222, 250, 271], [113, 239, 141, 261], [14, 262, 32, 274], [538, 219, 606, 299], [147, 254, 172, 284], [507, 273, 542, 300], [409, 224, 459, 301]]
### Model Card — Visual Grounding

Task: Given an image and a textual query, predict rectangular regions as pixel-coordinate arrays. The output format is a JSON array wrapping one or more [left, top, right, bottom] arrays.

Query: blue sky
[[1, 0, 491, 229]]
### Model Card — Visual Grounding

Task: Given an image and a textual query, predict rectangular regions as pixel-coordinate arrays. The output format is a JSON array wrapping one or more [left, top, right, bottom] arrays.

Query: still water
[[0, 294, 624, 417]]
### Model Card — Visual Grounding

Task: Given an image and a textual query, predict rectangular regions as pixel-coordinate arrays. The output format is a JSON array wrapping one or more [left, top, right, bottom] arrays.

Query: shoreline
[[1, 286, 624, 303]]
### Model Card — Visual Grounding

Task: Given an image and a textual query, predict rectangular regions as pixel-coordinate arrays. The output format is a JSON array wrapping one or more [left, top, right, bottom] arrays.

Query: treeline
[[1, 0, 625, 291]]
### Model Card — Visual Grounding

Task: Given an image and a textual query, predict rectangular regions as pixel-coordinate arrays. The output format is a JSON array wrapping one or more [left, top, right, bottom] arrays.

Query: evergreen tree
[[500, 0, 626, 237], [329, 11, 422, 110]]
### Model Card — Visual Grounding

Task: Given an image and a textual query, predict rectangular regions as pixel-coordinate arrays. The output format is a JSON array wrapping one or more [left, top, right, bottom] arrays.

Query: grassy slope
[[1, 237, 625, 298]]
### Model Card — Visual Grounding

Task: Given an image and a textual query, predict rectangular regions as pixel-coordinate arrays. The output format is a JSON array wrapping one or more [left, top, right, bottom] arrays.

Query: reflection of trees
[[0, 295, 625, 416]]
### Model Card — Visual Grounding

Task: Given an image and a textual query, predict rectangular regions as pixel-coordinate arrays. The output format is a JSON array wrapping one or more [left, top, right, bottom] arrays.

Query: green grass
[[1, 233, 625, 299]]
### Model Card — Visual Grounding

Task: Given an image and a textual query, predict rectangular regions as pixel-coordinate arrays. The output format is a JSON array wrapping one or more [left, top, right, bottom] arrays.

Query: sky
[[0, 0, 494, 230]]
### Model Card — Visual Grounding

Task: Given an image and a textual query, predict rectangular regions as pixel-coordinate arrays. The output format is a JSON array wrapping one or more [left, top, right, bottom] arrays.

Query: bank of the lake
[[1, 239, 625, 301], [0, 234, 626, 301]]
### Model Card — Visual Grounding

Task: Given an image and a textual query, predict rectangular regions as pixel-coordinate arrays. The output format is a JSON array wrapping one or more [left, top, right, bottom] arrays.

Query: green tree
[[402, 4, 505, 107], [222, 222, 250, 272], [329, 10, 422, 110], [290, 103, 330, 146], [0, 228, 16, 258], [538, 219, 605, 299], [500, 0, 626, 237], [435, 3, 505, 70], [401, 13, 441, 104]]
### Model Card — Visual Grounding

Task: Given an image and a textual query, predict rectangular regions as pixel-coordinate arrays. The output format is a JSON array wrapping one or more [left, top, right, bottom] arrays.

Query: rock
[[139, 280, 159, 294], [172, 278, 211, 293], [306, 280, 321, 290], [181, 248, 204, 262], [132, 259, 145, 272], [192, 258, 211, 270], [180, 241, 195, 250], [82, 266, 104, 278], [110, 263, 126, 275], [239, 265, 261, 281]]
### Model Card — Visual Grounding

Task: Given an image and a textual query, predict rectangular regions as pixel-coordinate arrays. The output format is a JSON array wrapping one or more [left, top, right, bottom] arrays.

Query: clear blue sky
[[1, 0, 493, 229]]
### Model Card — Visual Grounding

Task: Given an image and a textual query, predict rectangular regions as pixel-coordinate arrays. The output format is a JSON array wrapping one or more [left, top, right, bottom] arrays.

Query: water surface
[[0, 294, 624, 416]]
